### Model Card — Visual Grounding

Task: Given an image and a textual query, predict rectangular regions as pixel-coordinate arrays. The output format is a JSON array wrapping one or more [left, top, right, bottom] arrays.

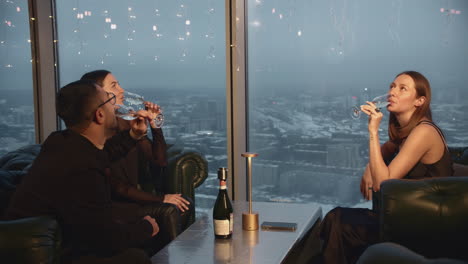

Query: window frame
[[29, 0, 60, 143]]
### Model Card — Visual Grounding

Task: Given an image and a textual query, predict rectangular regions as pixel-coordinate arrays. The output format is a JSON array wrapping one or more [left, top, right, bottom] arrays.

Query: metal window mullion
[[226, 0, 248, 201], [28, 0, 59, 143]]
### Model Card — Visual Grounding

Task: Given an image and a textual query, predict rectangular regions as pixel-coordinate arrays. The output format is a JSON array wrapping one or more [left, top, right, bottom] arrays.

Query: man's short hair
[[80, 70, 111, 86], [56, 79, 100, 128]]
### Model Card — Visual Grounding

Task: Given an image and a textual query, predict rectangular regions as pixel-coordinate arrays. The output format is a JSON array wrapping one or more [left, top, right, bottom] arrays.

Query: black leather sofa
[[358, 147, 468, 263], [0, 143, 208, 264]]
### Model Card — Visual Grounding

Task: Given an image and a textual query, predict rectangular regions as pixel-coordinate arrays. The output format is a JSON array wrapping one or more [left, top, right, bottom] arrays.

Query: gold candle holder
[[241, 152, 259, 231]]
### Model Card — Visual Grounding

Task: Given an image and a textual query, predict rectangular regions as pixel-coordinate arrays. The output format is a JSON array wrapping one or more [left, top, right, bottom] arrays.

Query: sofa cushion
[[0, 144, 41, 171], [0, 216, 62, 264], [449, 147, 468, 166], [453, 163, 468, 177], [1, 155, 36, 171]]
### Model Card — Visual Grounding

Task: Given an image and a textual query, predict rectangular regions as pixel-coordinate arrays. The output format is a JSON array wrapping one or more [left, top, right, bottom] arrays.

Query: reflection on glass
[[116, 91, 164, 128], [351, 93, 390, 120], [0, 0, 35, 156], [55, 0, 227, 217], [247, 0, 468, 214]]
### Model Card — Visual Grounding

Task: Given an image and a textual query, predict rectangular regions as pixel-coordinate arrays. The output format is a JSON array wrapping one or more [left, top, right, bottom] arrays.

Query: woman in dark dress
[[319, 71, 453, 264]]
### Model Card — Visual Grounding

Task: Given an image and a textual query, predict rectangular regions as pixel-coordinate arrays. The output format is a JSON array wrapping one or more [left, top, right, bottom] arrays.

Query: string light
[[327, 0, 347, 63], [101, 5, 113, 65], [1, 0, 18, 68], [205, 0, 216, 60], [175, 0, 189, 62], [127, 2, 136, 65], [388, 0, 402, 46], [72, 0, 86, 57], [440, 6, 461, 45], [27, 1, 223, 69], [151, 0, 163, 62]]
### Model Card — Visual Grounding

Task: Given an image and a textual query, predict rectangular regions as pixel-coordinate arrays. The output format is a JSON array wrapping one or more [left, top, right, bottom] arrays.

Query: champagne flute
[[116, 91, 164, 128], [351, 93, 390, 119]]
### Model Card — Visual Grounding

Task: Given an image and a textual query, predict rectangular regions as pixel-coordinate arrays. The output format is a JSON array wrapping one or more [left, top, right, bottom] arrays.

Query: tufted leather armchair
[[376, 176, 468, 260], [0, 143, 208, 264], [362, 147, 468, 263]]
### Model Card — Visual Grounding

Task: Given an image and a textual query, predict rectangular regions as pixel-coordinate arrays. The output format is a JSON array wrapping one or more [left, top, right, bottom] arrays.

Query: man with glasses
[[5, 80, 158, 264], [81, 70, 193, 256]]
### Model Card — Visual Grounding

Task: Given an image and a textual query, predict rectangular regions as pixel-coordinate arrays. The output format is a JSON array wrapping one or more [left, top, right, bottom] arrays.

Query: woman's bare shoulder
[[406, 121, 441, 148], [410, 121, 440, 137]]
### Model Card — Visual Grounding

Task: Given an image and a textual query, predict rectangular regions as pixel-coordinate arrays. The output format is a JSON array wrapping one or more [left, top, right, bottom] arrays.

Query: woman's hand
[[144, 101, 162, 129], [360, 166, 373, 200], [143, 215, 159, 237], [164, 194, 190, 212], [360, 102, 384, 134], [129, 110, 152, 139]]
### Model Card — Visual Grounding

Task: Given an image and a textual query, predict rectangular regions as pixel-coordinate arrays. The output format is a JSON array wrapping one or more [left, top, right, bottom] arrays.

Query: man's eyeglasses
[[97, 92, 116, 109]]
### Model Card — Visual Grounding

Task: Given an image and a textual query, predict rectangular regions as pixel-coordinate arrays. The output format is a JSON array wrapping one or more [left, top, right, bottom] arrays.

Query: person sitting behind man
[[5, 80, 159, 263], [80, 70, 193, 253]]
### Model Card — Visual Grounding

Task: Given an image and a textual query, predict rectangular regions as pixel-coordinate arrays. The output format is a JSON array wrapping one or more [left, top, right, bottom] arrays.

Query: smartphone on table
[[261, 221, 297, 232]]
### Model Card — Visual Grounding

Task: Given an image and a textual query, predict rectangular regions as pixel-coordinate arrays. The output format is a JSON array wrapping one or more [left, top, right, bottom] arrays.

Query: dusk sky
[[1, 0, 467, 100]]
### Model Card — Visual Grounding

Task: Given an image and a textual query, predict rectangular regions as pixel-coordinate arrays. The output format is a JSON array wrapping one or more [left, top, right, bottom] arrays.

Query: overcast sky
[[1, 0, 467, 100]]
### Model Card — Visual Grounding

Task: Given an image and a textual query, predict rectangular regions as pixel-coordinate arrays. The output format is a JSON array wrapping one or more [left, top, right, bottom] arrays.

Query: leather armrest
[[164, 148, 208, 226], [0, 215, 62, 264], [379, 177, 468, 259], [165, 150, 208, 200]]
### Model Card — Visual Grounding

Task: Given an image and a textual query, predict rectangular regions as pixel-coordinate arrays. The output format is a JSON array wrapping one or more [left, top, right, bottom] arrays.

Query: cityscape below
[[1, 85, 467, 216]]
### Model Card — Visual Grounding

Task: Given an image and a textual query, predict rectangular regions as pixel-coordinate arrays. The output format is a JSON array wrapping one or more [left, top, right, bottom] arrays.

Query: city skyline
[[2, 84, 467, 215]]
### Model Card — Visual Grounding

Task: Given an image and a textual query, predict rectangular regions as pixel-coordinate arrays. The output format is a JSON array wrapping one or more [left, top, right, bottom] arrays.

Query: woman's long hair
[[388, 71, 432, 143]]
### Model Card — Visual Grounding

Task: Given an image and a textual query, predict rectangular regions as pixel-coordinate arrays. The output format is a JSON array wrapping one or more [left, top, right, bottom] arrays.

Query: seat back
[[379, 177, 468, 260]]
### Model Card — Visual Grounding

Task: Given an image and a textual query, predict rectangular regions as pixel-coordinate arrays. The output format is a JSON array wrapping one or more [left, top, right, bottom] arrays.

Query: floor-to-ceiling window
[[246, 0, 468, 213], [54, 0, 227, 216], [0, 0, 35, 156], [4, 0, 467, 217]]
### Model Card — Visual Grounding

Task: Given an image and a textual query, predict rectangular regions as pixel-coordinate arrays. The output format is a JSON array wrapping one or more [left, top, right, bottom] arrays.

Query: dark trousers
[[112, 196, 194, 257], [319, 207, 379, 264], [139, 198, 194, 256]]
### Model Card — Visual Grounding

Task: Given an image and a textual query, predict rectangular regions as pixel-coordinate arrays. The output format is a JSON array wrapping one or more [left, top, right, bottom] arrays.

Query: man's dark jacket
[[5, 129, 152, 258]]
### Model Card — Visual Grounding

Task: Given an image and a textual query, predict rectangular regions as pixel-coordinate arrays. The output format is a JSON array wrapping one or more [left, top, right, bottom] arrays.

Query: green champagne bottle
[[213, 167, 233, 239]]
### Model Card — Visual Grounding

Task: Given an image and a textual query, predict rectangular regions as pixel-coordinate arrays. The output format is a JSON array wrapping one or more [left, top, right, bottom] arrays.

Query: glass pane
[[0, 0, 35, 156], [247, 0, 468, 213], [55, 0, 226, 216]]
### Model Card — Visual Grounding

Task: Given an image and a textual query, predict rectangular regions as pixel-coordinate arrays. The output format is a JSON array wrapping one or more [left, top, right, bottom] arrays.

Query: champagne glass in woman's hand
[[351, 93, 390, 119], [116, 91, 164, 128]]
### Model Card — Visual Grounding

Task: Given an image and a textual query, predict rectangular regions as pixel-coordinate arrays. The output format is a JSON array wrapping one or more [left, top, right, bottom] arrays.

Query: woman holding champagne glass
[[81, 70, 192, 255], [314, 71, 454, 263]]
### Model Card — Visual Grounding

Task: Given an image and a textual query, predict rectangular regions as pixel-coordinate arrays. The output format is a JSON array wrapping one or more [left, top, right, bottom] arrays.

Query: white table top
[[151, 201, 322, 264]]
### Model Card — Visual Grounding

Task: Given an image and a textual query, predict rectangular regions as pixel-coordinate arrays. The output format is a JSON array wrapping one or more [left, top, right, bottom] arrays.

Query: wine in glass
[[351, 93, 390, 119], [116, 91, 164, 128]]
